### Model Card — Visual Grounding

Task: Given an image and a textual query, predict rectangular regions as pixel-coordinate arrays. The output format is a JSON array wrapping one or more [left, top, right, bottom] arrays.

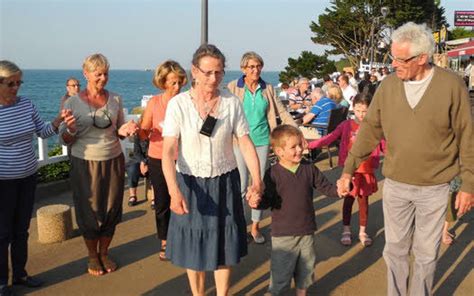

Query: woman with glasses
[[59, 77, 81, 111], [162, 44, 263, 295], [139, 60, 187, 261], [59, 53, 138, 277], [0, 60, 73, 296], [227, 51, 295, 244]]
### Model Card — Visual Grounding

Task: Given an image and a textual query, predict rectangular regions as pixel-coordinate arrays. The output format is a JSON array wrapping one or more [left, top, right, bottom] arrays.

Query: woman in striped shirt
[[0, 60, 73, 296]]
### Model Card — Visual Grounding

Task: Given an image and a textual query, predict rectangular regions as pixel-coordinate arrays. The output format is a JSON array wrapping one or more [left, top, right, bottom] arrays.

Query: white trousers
[[382, 178, 449, 296]]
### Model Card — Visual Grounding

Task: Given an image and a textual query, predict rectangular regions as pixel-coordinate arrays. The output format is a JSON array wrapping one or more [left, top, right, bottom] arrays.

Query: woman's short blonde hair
[[0, 60, 22, 82], [240, 51, 264, 69], [152, 60, 188, 90], [82, 53, 110, 72], [327, 85, 343, 104]]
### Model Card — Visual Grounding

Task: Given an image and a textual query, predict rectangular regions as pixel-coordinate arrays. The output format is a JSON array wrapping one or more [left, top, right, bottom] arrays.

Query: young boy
[[249, 125, 340, 296]]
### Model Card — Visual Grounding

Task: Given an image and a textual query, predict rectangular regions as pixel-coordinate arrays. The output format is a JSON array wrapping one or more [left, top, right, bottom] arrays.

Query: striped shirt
[[0, 96, 57, 179], [309, 97, 338, 134], [310, 97, 338, 125]]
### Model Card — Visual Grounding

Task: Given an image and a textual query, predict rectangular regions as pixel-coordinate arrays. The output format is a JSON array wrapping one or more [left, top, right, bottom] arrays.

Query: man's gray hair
[[391, 22, 435, 59], [311, 87, 326, 99], [298, 77, 309, 84]]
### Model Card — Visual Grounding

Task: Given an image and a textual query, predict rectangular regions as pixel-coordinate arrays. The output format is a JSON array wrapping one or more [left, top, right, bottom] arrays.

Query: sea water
[[20, 69, 281, 150], [21, 69, 281, 121]]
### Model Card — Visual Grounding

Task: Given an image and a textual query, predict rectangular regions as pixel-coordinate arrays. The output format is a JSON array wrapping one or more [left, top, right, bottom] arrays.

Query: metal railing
[[37, 138, 68, 168]]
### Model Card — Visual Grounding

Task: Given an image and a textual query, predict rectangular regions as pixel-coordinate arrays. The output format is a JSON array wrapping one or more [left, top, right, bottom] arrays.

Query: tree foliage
[[310, 0, 447, 69], [449, 27, 474, 40], [279, 51, 336, 83], [37, 145, 70, 183]]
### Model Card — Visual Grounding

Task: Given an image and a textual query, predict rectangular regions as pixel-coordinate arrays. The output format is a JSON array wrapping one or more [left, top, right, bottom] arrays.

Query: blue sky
[[1, 0, 473, 71]]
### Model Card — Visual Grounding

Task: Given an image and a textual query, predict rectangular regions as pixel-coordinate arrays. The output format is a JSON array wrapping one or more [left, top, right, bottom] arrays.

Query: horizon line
[[22, 68, 283, 72]]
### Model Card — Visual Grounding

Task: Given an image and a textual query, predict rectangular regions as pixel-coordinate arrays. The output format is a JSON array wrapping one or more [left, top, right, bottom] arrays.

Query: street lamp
[[370, 6, 391, 67], [201, 0, 208, 45]]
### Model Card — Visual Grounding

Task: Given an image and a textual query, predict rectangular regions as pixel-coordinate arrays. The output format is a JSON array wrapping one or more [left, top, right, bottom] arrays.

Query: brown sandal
[[100, 255, 117, 273], [359, 233, 373, 247], [87, 257, 104, 276], [442, 230, 455, 245], [159, 245, 169, 261]]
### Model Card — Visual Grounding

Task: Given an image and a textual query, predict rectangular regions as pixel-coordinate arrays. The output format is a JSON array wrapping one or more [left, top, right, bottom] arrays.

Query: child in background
[[308, 93, 384, 247], [126, 135, 150, 207], [249, 125, 340, 296]]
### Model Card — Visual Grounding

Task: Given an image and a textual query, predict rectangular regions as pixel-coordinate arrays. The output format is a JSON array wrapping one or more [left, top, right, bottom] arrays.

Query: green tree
[[37, 145, 70, 183], [310, 0, 447, 69], [449, 27, 474, 40], [279, 51, 336, 83]]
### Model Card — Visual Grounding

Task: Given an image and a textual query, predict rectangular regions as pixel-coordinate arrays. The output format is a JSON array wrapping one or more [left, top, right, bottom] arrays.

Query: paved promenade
[[13, 153, 473, 296]]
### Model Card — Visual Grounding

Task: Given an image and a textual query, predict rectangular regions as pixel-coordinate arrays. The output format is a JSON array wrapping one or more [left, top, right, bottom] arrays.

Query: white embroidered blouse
[[162, 90, 249, 178]]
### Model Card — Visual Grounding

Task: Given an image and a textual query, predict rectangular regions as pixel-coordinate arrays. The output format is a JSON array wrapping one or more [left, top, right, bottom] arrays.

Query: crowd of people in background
[[0, 21, 473, 296]]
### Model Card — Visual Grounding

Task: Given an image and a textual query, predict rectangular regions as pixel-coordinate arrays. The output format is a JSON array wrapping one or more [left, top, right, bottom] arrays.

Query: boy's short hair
[[353, 92, 373, 106], [270, 125, 303, 149]]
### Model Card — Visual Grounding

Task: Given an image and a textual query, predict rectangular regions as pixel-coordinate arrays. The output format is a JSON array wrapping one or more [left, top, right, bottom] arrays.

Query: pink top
[[308, 119, 385, 169], [147, 94, 174, 159]]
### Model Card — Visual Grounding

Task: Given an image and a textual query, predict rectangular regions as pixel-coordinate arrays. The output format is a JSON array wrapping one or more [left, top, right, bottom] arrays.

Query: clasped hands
[[54, 109, 76, 133], [246, 181, 265, 209], [118, 120, 139, 137], [246, 175, 351, 209], [336, 173, 352, 197]]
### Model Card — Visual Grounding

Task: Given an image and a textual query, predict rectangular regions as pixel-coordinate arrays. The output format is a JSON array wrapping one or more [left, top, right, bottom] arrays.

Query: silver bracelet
[[66, 128, 77, 136]]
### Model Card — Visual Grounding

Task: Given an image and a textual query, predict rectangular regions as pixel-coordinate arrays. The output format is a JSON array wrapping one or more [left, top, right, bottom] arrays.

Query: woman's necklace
[[191, 89, 220, 119]]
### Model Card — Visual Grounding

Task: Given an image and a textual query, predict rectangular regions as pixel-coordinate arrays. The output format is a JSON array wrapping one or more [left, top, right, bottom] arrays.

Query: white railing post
[[36, 137, 69, 168], [62, 145, 68, 155], [38, 137, 48, 165]]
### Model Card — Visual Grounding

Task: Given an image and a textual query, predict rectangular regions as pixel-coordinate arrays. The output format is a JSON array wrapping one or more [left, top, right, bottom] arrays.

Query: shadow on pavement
[[142, 166, 385, 295], [434, 214, 473, 296], [28, 234, 159, 293]]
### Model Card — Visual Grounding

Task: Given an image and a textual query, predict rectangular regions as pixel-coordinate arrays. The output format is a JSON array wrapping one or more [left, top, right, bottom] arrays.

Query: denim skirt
[[165, 169, 248, 271]]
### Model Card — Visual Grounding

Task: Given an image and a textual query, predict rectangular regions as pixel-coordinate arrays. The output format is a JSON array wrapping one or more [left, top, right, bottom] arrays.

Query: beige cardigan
[[227, 77, 296, 131]]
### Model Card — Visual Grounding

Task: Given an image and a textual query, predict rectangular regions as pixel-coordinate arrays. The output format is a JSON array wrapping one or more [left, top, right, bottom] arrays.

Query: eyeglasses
[[67, 84, 80, 87], [165, 80, 180, 87], [196, 66, 225, 78], [246, 64, 262, 70], [91, 108, 112, 129], [2, 80, 23, 88], [388, 53, 420, 64]]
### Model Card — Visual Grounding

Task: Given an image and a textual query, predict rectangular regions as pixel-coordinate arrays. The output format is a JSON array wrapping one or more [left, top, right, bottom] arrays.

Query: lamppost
[[201, 0, 208, 45], [370, 6, 390, 67]]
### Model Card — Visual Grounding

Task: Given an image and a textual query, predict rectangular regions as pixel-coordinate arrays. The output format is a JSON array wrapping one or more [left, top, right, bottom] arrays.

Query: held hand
[[52, 109, 68, 129], [127, 120, 139, 135], [302, 138, 309, 151], [454, 191, 473, 217], [140, 162, 148, 175], [337, 173, 352, 197], [63, 109, 77, 132], [252, 179, 265, 197], [118, 120, 139, 137], [246, 187, 261, 209], [170, 190, 189, 215]]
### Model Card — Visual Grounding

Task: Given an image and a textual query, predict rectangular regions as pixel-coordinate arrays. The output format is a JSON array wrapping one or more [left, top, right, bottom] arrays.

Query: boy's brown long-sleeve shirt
[[259, 161, 338, 237]]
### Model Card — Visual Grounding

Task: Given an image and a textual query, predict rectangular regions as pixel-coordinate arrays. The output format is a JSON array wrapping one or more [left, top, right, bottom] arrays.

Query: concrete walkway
[[11, 154, 472, 296]]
